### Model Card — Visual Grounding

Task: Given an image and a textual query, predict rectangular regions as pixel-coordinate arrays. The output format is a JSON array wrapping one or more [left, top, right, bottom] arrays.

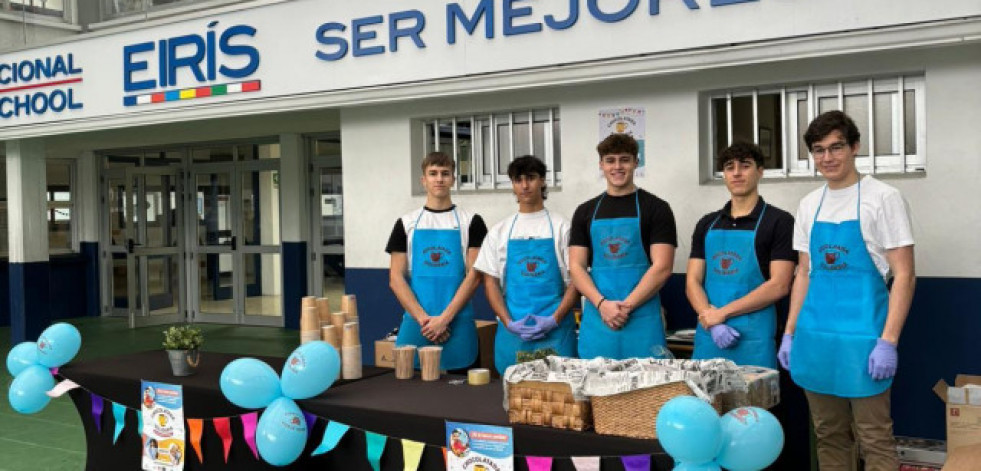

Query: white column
[[77, 151, 100, 244], [278, 133, 308, 244]]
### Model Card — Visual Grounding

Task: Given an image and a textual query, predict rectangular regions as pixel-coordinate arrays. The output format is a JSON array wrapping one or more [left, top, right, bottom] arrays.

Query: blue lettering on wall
[[0, 54, 84, 120], [503, 0, 542, 36], [389, 10, 426, 53], [122, 21, 259, 92], [588, 0, 639, 23], [352, 15, 385, 57], [650, 0, 701, 15], [446, 0, 494, 44], [315, 22, 349, 61], [544, 0, 579, 30]]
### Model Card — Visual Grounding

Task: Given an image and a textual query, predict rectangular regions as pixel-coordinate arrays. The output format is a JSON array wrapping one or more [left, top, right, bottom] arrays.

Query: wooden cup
[[419, 346, 442, 381], [394, 345, 417, 380], [340, 294, 357, 319], [342, 345, 362, 380], [330, 312, 347, 331], [301, 296, 317, 309]]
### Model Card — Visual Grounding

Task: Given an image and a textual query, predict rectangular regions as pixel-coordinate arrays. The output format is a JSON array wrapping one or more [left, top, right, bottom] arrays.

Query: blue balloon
[[280, 341, 340, 400], [36, 323, 82, 368], [8, 364, 55, 414], [6, 341, 38, 376], [256, 397, 308, 466], [674, 461, 721, 471], [220, 358, 282, 409], [655, 395, 722, 464], [717, 407, 785, 471]]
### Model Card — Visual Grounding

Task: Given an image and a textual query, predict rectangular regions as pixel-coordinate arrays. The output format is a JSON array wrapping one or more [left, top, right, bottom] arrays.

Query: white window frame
[[707, 75, 926, 179], [0, 0, 77, 24], [421, 107, 561, 192]]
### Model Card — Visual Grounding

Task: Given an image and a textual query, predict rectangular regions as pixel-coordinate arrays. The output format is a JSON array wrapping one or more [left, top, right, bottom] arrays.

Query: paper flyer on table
[[141, 381, 186, 471], [445, 421, 513, 471]]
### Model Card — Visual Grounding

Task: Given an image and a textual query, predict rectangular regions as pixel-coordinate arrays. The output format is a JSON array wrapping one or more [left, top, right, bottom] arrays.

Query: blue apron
[[494, 211, 578, 374], [579, 192, 666, 360], [692, 204, 777, 368], [394, 208, 478, 370], [791, 180, 891, 397]]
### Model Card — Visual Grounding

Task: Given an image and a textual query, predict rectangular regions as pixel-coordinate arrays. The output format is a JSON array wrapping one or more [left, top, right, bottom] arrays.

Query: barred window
[[708, 75, 925, 178], [422, 107, 561, 191]]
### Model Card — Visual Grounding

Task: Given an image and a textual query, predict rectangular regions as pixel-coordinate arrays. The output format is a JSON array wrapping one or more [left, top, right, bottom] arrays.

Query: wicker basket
[[591, 381, 721, 440], [507, 381, 592, 431]]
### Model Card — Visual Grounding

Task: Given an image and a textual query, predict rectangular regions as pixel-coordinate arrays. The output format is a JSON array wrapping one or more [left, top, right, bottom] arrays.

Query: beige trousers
[[804, 389, 899, 471]]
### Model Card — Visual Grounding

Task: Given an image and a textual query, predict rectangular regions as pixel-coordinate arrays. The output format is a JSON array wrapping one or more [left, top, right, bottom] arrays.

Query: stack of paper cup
[[300, 306, 320, 344], [341, 321, 362, 380], [320, 325, 340, 349], [315, 297, 331, 328], [331, 311, 347, 331], [301, 296, 317, 310], [340, 295, 358, 320]]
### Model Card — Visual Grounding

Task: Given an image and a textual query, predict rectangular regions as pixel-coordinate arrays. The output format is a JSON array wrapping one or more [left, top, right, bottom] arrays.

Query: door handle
[[231, 236, 237, 251], [127, 238, 136, 254]]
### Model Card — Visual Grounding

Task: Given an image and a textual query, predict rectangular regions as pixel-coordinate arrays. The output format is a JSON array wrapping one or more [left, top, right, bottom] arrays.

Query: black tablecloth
[[61, 350, 672, 470]]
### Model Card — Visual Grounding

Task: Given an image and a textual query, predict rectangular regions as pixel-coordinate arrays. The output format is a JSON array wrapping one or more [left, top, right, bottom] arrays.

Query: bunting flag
[[303, 411, 318, 432], [621, 454, 651, 471], [90, 393, 104, 433], [364, 431, 387, 471], [312, 421, 350, 456], [49, 367, 59, 376], [112, 402, 127, 444], [213, 417, 233, 463], [570, 456, 600, 471], [526, 456, 553, 471], [241, 413, 259, 459], [401, 439, 425, 471], [187, 419, 204, 464], [46, 379, 79, 398], [442, 447, 447, 466], [137, 409, 143, 438]]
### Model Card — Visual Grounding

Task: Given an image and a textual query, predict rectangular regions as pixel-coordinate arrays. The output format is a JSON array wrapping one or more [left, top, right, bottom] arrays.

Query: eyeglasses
[[810, 142, 849, 158]]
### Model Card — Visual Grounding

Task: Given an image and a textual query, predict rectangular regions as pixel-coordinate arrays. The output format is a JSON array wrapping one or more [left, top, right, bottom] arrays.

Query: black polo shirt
[[689, 197, 795, 279], [570, 188, 677, 266]]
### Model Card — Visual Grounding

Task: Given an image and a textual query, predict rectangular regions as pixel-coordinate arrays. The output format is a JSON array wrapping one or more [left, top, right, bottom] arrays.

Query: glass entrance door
[[309, 135, 344, 311], [104, 166, 184, 327], [187, 143, 283, 326]]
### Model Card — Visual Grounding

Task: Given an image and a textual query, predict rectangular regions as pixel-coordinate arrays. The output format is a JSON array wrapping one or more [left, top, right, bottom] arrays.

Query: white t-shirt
[[400, 207, 479, 273], [793, 175, 914, 279], [474, 209, 571, 287]]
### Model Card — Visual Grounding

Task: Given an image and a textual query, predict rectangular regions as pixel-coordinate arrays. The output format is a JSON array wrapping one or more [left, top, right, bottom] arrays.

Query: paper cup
[[321, 325, 340, 349], [419, 346, 442, 381]]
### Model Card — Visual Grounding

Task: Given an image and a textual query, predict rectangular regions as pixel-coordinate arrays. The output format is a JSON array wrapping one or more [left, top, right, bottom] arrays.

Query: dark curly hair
[[804, 110, 861, 149], [596, 133, 638, 159], [718, 141, 765, 168]]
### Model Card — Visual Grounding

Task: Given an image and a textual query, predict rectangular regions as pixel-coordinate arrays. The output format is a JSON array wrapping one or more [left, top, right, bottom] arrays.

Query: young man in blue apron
[[687, 142, 795, 368], [569, 134, 677, 360], [474, 156, 579, 374], [781, 111, 916, 470], [386, 152, 488, 370]]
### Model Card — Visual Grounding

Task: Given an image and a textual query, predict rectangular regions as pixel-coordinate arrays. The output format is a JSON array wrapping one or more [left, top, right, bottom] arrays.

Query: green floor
[[0, 317, 300, 471]]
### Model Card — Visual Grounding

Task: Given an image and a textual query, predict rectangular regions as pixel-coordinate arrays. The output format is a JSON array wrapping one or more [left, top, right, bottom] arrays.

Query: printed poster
[[141, 381, 186, 471], [598, 107, 646, 176], [445, 421, 514, 471]]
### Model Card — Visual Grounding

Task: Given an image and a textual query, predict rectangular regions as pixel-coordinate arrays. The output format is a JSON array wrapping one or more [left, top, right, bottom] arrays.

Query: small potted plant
[[162, 324, 204, 376]]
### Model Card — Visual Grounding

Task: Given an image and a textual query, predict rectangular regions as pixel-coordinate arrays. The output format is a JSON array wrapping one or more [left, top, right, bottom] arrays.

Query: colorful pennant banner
[[112, 402, 127, 444], [241, 412, 259, 459], [571, 456, 600, 471], [187, 418, 204, 464], [527, 456, 553, 471], [46, 379, 78, 397], [365, 431, 387, 471], [90, 393, 104, 433], [401, 439, 425, 471], [621, 454, 651, 471], [312, 421, 350, 456], [212, 417, 233, 463]]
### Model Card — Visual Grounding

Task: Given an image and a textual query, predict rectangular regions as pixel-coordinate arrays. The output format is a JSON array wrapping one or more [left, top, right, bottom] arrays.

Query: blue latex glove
[[709, 324, 740, 349], [868, 338, 898, 380], [520, 315, 558, 341], [777, 334, 792, 370], [504, 317, 537, 337]]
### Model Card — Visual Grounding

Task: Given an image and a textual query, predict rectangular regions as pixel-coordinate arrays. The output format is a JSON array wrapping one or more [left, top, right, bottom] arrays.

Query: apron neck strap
[[591, 191, 640, 222], [507, 209, 554, 240]]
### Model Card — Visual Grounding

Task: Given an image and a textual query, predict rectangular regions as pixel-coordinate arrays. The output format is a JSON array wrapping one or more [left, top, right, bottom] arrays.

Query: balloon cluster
[[220, 341, 340, 466], [6, 323, 82, 414], [656, 396, 784, 471]]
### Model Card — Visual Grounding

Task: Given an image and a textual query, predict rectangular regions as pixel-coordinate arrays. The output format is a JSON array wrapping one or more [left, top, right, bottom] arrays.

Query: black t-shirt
[[385, 206, 487, 254], [570, 188, 677, 265], [689, 197, 796, 279]]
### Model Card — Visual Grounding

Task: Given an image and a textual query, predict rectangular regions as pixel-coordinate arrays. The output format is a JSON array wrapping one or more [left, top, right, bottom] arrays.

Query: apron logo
[[711, 251, 741, 275], [518, 255, 547, 277], [423, 246, 451, 267], [280, 412, 306, 432], [600, 236, 630, 260], [818, 244, 850, 271]]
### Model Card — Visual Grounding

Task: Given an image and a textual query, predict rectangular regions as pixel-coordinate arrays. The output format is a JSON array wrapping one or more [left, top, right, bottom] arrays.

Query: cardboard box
[[933, 374, 981, 469], [897, 436, 946, 466], [375, 339, 395, 368], [715, 366, 781, 412], [374, 320, 498, 375]]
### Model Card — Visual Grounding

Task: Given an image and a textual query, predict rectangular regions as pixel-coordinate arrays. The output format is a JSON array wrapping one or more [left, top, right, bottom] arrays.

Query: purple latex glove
[[778, 334, 792, 370], [868, 339, 898, 380], [504, 317, 537, 337], [520, 315, 558, 341], [709, 324, 741, 349]]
